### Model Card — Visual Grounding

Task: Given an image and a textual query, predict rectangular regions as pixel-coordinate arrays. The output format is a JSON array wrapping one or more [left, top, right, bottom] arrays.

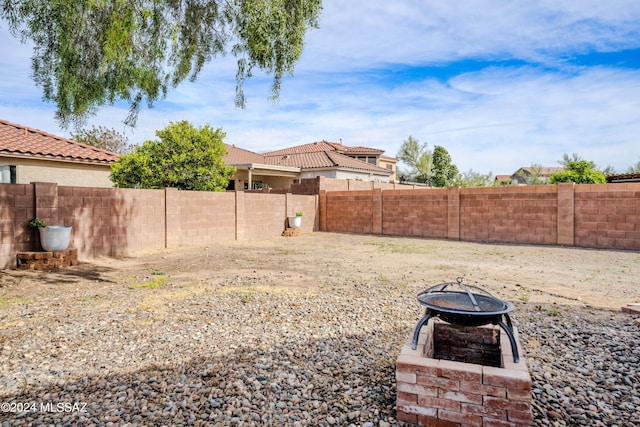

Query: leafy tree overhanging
[[1, 0, 322, 128], [110, 120, 236, 191]]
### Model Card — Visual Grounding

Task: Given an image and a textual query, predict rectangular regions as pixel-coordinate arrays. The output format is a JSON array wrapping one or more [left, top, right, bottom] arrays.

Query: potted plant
[[288, 211, 303, 228], [29, 218, 73, 252]]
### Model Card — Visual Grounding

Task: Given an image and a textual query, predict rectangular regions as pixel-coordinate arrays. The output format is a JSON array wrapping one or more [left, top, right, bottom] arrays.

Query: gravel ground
[[1, 232, 639, 426]]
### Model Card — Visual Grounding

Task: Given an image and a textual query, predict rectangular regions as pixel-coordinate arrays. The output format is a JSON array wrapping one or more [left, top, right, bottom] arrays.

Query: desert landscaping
[[1, 232, 639, 426]]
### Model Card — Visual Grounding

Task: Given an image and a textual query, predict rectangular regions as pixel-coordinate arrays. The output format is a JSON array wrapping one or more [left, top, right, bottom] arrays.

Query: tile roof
[[224, 140, 392, 175], [0, 119, 119, 164], [264, 140, 384, 156], [223, 144, 265, 164], [264, 140, 342, 156], [606, 172, 640, 183], [515, 166, 565, 176], [264, 151, 391, 174]]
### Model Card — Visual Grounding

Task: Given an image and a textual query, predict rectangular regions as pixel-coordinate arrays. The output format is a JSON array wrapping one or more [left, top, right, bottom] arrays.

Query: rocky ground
[[1, 232, 639, 426]]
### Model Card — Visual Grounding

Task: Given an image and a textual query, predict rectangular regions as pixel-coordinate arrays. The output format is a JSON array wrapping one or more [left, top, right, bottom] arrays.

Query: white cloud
[[1, 1, 640, 175]]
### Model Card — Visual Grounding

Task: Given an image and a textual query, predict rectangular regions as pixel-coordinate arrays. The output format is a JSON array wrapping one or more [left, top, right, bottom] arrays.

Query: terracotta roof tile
[[341, 145, 384, 154], [264, 140, 340, 156], [264, 151, 391, 174], [223, 144, 265, 165], [0, 119, 119, 163]]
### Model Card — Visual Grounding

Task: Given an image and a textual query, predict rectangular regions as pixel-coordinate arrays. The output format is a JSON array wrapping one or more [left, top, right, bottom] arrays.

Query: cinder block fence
[[0, 182, 317, 268], [1, 179, 639, 269], [319, 182, 640, 250]]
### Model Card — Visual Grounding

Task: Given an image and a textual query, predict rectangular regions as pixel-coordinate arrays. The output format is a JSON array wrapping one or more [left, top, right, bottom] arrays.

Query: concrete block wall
[[383, 189, 448, 238], [58, 186, 166, 259], [574, 183, 640, 250], [319, 182, 640, 251], [459, 186, 558, 245], [0, 183, 36, 265], [245, 192, 287, 240], [171, 189, 236, 246], [0, 183, 318, 268], [324, 191, 375, 234]]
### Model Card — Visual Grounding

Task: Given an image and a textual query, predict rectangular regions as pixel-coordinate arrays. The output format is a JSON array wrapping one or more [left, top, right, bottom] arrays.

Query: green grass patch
[[129, 277, 168, 289], [0, 295, 33, 307]]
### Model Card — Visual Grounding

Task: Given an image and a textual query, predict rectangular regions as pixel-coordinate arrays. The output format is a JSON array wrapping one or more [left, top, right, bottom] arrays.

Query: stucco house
[[224, 140, 397, 190], [509, 166, 565, 185], [0, 119, 119, 187], [223, 144, 301, 190]]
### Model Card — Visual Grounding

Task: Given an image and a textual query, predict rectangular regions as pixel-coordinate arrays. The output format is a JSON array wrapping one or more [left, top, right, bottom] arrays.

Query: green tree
[[515, 164, 544, 185], [70, 125, 133, 154], [550, 160, 606, 184], [110, 121, 235, 190], [431, 145, 459, 187], [626, 160, 640, 173], [453, 169, 494, 187], [2, 0, 322, 128], [397, 136, 433, 184], [559, 152, 583, 166]]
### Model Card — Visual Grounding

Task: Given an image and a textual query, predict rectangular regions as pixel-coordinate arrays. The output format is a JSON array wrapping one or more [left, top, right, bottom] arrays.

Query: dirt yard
[[2, 232, 640, 426], [2, 232, 639, 311]]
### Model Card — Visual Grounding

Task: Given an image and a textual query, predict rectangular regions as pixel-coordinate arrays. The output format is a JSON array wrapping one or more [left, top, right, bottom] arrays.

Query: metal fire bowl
[[417, 292, 515, 327]]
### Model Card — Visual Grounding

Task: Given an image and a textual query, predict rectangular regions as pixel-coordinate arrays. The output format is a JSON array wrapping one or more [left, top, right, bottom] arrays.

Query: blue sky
[[1, 0, 640, 175]]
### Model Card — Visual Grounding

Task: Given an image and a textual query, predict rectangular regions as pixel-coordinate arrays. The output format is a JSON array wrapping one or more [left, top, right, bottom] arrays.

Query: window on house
[[367, 157, 376, 164], [0, 165, 16, 183], [386, 164, 393, 170]]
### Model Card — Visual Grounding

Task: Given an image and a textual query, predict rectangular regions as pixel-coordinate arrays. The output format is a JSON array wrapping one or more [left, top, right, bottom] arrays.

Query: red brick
[[507, 408, 533, 423], [460, 381, 504, 399], [460, 402, 506, 419], [398, 391, 418, 405], [417, 415, 460, 427], [396, 410, 418, 424], [482, 419, 519, 427], [397, 382, 439, 397], [483, 367, 531, 391], [418, 394, 461, 411], [506, 387, 533, 402], [438, 408, 482, 426], [437, 360, 483, 382], [440, 390, 482, 405], [398, 402, 438, 417], [483, 396, 531, 412]]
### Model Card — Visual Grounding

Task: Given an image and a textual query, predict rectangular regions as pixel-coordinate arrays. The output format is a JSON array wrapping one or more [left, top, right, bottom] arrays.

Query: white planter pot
[[39, 226, 72, 252], [288, 216, 302, 228]]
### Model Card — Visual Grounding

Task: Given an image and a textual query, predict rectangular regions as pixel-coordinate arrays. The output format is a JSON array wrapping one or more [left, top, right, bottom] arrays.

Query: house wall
[[1, 157, 113, 187], [319, 183, 640, 251], [230, 170, 297, 190], [300, 170, 390, 182], [0, 183, 318, 269]]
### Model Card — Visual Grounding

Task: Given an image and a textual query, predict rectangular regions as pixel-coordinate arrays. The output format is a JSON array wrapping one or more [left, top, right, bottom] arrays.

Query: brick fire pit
[[396, 319, 533, 426]]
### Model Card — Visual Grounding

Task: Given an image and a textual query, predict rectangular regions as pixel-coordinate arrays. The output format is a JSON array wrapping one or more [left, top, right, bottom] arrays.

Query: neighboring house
[[223, 144, 300, 190], [0, 119, 119, 187], [509, 166, 565, 185], [264, 139, 396, 181], [606, 173, 640, 183], [224, 140, 397, 190], [493, 174, 513, 186]]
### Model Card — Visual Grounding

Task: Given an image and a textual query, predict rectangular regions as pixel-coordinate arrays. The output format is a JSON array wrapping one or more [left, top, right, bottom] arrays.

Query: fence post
[[165, 187, 179, 248], [557, 183, 575, 246], [447, 186, 461, 240], [235, 190, 245, 240], [319, 190, 327, 231], [372, 188, 383, 235], [33, 182, 59, 225]]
